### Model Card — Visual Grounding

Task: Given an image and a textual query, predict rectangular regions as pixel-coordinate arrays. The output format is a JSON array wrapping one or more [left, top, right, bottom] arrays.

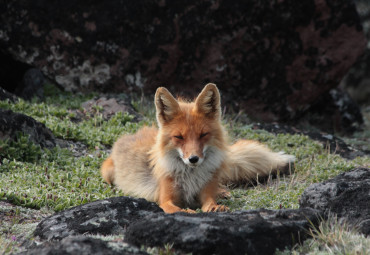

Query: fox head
[[154, 83, 225, 168]]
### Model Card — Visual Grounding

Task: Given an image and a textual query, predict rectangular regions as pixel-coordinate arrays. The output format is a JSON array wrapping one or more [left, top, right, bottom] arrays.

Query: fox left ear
[[195, 83, 221, 119], [155, 87, 180, 127]]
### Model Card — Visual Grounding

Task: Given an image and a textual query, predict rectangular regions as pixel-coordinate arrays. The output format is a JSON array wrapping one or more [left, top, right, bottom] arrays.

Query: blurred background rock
[[0, 0, 369, 140]]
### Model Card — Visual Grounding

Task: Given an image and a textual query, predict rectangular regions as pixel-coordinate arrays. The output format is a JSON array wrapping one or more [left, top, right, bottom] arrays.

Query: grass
[[0, 83, 369, 254], [0, 202, 52, 254], [277, 215, 370, 255], [0, 149, 122, 211], [0, 99, 140, 149]]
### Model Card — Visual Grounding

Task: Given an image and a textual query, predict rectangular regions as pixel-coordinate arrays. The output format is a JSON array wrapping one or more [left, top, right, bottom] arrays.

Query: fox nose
[[189, 155, 199, 164]]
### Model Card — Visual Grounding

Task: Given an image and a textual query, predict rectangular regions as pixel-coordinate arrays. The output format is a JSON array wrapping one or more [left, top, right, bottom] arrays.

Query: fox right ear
[[155, 87, 180, 127], [195, 83, 221, 120]]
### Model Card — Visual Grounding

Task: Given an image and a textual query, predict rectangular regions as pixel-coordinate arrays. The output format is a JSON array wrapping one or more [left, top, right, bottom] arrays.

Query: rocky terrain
[[0, 0, 367, 133]]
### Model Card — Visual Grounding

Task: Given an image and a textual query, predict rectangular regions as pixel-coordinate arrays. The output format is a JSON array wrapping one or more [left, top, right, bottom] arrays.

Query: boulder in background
[[0, 0, 366, 124]]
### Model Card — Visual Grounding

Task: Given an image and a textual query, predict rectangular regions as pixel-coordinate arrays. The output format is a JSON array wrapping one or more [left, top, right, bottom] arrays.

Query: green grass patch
[[0, 98, 141, 149], [0, 146, 123, 211], [0, 133, 43, 163]]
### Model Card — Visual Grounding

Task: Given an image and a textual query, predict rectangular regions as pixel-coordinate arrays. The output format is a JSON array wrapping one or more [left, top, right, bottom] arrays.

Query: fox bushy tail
[[220, 140, 295, 184], [101, 156, 115, 185]]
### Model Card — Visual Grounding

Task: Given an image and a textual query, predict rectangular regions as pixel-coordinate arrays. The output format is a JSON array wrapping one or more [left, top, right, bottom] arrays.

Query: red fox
[[101, 84, 295, 213]]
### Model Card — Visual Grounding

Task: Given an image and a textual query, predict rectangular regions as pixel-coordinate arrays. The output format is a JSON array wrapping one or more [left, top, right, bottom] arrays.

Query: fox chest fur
[[156, 146, 226, 208]]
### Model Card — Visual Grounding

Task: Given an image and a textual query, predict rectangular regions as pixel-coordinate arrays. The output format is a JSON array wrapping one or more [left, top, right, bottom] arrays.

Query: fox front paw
[[161, 204, 196, 214], [203, 204, 229, 212], [181, 208, 196, 214]]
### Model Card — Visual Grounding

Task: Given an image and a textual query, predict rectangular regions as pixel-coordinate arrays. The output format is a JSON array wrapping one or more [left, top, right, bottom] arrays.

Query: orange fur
[[199, 168, 228, 212], [101, 84, 295, 213], [101, 157, 114, 185], [158, 176, 196, 213]]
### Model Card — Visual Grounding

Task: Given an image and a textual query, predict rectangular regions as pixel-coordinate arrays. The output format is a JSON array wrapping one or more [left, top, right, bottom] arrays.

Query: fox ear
[[195, 83, 221, 119], [155, 87, 180, 126]]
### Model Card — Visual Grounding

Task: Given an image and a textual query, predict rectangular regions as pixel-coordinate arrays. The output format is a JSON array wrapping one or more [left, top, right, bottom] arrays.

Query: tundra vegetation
[[0, 83, 369, 254]]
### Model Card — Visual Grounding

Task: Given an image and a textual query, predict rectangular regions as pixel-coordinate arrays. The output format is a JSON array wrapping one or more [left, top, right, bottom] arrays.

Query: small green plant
[[0, 236, 17, 254], [146, 243, 177, 255], [0, 202, 48, 254], [0, 133, 42, 163]]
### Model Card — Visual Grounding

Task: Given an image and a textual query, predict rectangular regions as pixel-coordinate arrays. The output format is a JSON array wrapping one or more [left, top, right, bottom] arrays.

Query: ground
[[0, 83, 369, 254]]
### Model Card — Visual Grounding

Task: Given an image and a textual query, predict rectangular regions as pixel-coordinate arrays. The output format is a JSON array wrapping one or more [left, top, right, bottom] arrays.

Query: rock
[[20, 236, 147, 255], [252, 122, 369, 159], [0, 88, 18, 102], [55, 138, 98, 158], [33, 196, 323, 254], [0, 109, 56, 148], [300, 167, 370, 236], [0, 52, 44, 100], [126, 208, 322, 255], [16, 68, 45, 100], [81, 96, 140, 121], [339, 0, 370, 105], [0, 0, 365, 124], [300, 88, 364, 134], [340, 51, 370, 106], [34, 196, 163, 241]]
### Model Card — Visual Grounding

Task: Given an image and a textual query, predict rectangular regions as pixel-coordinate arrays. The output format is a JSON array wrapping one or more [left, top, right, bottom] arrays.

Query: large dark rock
[[126, 208, 322, 255], [0, 0, 366, 124], [33, 196, 323, 254], [20, 236, 147, 255], [0, 109, 55, 148], [34, 196, 163, 241], [300, 167, 370, 236]]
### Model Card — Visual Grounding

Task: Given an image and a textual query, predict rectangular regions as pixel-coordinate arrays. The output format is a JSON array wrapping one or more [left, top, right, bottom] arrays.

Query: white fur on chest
[[158, 146, 225, 207]]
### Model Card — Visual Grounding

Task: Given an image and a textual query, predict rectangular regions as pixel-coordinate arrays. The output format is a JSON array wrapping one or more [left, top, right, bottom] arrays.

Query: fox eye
[[200, 132, 209, 138], [174, 135, 184, 140]]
